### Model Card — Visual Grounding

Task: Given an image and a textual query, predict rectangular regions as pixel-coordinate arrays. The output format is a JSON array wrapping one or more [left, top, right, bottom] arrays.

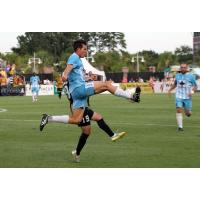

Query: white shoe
[[111, 132, 126, 142], [71, 150, 80, 163]]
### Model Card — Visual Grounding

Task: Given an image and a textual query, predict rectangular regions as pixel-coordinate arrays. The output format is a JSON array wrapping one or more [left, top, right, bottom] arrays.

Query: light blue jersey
[[67, 53, 85, 93], [175, 72, 197, 99], [30, 75, 40, 93]]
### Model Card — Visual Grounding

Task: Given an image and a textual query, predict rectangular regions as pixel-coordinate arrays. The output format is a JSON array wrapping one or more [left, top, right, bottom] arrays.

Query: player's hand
[[188, 92, 192, 97]]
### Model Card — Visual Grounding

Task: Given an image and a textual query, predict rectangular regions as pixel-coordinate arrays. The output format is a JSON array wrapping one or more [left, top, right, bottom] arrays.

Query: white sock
[[114, 87, 131, 99], [32, 95, 35, 101], [176, 113, 183, 128], [48, 115, 69, 124]]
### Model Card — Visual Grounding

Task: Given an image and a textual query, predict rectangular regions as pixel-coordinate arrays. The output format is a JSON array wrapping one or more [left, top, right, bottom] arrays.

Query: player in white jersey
[[30, 73, 40, 102], [168, 63, 197, 132]]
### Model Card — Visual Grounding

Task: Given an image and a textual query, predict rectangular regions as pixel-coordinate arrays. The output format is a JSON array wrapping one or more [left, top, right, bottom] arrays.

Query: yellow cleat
[[111, 132, 126, 142]]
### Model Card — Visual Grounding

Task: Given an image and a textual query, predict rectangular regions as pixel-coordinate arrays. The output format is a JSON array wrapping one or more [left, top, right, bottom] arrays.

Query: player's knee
[[105, 81, 112, 87], [82, 126, 91, 135], [95, 113, 103, 121], [92, 112, 103, 121], [70, 116, 83, 124], [176, 108, 182, 113]]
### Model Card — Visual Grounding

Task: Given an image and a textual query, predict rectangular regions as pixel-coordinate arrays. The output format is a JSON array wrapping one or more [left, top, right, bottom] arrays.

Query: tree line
[[0, 32, 200, 74]]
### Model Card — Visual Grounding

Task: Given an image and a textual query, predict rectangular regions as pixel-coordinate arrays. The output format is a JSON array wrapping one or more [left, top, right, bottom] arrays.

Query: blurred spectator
[[122, 77, 128, 83], [9, 64, 16, 76], [138, 77, 144, 83], [149, 76, 155, 93], [13, 74, 19, 87], [56, 74, 63, 99], [129, 77, 135, 83], [7, 76, 13, 86], [18, 75, 25, 85], [43, 79, 51, 85], [6, 64, 11, 74], [0, 69, 7, 78], [0, 75, 7, 86]]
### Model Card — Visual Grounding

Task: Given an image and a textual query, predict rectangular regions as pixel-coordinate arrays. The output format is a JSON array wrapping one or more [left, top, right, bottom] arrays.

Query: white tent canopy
[[81, 58, 106, 81]]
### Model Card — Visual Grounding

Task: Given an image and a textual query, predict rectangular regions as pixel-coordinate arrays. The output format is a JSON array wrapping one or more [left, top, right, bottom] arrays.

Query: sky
[[0, 32, 193, 54]]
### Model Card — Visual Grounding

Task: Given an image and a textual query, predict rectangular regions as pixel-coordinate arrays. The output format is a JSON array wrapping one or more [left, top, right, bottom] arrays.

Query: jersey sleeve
[[191, 74, 197, 86], [67, 54, 78, 69]]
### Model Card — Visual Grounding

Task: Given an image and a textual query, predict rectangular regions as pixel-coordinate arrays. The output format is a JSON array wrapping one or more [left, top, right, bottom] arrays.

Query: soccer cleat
[[71, 150, 80, 163], [131, 86, 141, 103], [40, 114, 49, 131], [177, 127, 184, 132], [111, 132, 126, 142]]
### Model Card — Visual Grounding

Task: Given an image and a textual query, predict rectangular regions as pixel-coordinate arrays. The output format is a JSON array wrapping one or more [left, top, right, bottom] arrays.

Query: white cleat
[[111, 132, 126, 142], [71, 150, 80, 163]]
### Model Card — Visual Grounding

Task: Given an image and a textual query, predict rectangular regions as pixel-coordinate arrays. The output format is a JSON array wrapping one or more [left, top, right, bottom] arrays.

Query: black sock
[[97, 118, 114, 137], [76, 133, 89, 156]]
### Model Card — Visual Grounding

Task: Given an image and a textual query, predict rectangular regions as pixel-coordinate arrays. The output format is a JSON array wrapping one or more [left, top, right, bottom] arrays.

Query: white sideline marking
[[0, 108, 7, 113], [0, 119, 200, 128], [111, 122, 200, 128], [0, 119, 37, 122]]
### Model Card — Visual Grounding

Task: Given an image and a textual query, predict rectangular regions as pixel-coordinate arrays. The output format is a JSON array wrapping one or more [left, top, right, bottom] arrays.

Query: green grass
[[0, 93, 200, 168]]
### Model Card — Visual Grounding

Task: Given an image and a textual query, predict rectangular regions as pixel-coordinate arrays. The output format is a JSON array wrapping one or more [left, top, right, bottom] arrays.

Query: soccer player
[[40, 40, 141, 129], [30, 72, 40, 102], [56, 74, 63, 99], [168, 63, 197, 131]]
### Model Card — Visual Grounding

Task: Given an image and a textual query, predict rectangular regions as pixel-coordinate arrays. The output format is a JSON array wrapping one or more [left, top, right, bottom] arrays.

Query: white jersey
[[175, 72, 197, 99]]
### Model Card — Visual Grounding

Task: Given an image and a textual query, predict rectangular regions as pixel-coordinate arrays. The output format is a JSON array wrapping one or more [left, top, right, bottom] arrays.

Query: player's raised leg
[[39, 108, 85, 131], [93, 81, 141, 103]]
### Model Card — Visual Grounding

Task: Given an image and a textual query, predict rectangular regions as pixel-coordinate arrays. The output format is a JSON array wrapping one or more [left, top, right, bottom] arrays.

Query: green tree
[[12, 32, 126, 61], [157, 52, 176, 71], [175, 45, 193, 64], [135, 50, 159, 72], [93, 51, 124, 72], [79, 32, 126, 53]]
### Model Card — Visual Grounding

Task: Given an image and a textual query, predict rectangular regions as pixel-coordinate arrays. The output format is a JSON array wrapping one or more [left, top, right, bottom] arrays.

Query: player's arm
[[168, 80, 177, 93], [192, 75, 198, 92], [188, 75, 198, 96], [62, 64, 73, 82], [168, 80, 177, 97]]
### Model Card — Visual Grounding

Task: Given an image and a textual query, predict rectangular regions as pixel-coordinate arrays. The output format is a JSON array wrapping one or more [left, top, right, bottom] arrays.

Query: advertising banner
[[0, 85, 25, 96]]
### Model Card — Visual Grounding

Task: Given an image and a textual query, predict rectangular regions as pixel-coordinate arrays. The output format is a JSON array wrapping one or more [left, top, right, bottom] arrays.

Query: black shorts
[[78, 107, 94, 127]]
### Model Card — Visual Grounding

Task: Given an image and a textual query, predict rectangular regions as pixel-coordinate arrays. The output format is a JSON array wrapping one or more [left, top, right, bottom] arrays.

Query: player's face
[[77, 45, 87, 58], [180, 64, 188, 74]]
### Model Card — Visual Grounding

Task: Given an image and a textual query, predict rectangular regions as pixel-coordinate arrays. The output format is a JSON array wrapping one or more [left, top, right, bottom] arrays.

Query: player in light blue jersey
[[40, 40, 141, 131], [30, 73, 40, 102], [168, 63, 197, 132]]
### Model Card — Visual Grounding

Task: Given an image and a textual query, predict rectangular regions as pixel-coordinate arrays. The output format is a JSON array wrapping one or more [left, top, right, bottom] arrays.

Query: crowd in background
[[0, 62, 25, 87]]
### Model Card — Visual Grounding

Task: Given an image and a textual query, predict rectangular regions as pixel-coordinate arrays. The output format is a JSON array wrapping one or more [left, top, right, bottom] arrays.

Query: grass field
[[0, 93, 200, 168]]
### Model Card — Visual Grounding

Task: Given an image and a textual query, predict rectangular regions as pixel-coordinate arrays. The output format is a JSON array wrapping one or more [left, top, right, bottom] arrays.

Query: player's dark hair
[[180, 62, 188, 65], [73, 40, 87, 51]]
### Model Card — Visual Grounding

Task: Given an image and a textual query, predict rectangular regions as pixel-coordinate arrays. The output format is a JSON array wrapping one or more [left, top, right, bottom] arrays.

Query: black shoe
[[40, 114, 49, 131], [177, 127, 184, 132], [131, 86, 141, 103]]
